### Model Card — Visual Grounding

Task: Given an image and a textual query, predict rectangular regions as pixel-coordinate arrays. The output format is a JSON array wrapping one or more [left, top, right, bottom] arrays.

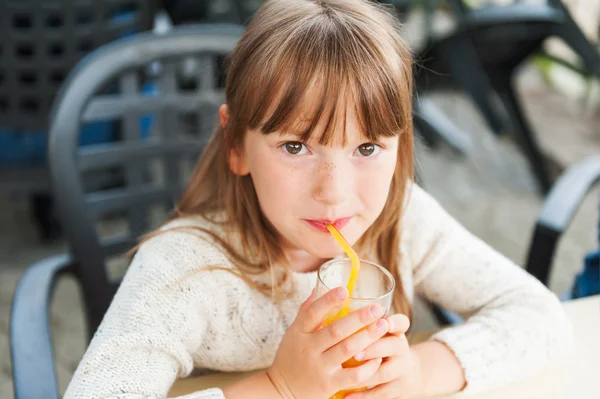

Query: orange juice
[[322, 311, 368, 399]]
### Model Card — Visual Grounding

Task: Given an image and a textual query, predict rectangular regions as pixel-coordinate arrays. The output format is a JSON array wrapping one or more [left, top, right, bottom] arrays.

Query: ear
[[228, 148, 249, 176], [220, 104, 248, 175], [219, 104, 230, 128]]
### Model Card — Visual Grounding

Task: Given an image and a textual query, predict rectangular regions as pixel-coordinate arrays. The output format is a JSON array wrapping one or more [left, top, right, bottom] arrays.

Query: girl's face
[[225, 102, 398, 272]]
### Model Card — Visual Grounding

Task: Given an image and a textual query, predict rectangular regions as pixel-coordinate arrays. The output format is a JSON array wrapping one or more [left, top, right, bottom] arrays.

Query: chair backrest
[[451, 0, 559, 9], [0, 0, 156, 131], [161, 0, 259, 25], [47, 24, 245, 336], [447, 0, 568, 18]]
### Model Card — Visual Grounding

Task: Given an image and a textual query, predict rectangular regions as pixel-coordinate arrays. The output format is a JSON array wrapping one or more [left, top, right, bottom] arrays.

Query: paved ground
[[1, 16, 600, 399]]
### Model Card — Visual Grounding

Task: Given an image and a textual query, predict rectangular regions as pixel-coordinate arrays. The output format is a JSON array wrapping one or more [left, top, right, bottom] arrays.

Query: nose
[[312, 159, 350, 206]]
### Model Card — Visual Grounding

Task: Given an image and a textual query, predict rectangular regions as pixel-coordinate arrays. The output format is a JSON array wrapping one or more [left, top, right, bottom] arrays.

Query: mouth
[[305, 217, 352, 233]]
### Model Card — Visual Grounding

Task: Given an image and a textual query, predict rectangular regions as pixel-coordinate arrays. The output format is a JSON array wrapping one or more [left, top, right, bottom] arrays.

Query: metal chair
[[9, 24, 245, 399], [415, 0, 600, 193]]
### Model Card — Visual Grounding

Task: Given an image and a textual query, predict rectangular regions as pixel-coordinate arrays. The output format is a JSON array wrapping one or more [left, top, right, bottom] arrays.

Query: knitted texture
[[64, 184, 573, 398]]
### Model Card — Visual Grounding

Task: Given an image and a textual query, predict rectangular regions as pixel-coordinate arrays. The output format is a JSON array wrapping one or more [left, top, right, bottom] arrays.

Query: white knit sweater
[[64, 184, 573, 398]]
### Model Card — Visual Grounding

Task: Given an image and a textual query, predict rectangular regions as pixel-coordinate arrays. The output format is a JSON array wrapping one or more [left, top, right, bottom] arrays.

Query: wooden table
[[169, 295, 600, 398]]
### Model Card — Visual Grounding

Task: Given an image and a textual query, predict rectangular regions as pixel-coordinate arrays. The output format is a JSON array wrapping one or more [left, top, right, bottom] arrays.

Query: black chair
[[525, 156, 600, 286], [430, 154, 600, 326], [413, 96, 472, 154], [0, 0, 157, 239], [9, 24, 245, 399], [161, 0, 474, 155], [12, 11, 598, 398], [161, 0, 258, 25], [384, 0, 474, 154], [415, 0, 600, 193]]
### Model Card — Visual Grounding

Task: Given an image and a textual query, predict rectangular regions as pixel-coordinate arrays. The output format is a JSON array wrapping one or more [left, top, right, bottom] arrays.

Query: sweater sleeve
[[403, 184, 574, 394], [63, 227, 226, 399]]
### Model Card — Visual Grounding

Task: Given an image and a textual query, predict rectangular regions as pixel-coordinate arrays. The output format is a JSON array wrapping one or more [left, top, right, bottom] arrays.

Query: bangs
[[243, 9, 412, 146]]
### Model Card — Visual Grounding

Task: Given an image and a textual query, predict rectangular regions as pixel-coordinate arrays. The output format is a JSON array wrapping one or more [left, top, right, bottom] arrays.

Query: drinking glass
[[315, 258, 395, 399]]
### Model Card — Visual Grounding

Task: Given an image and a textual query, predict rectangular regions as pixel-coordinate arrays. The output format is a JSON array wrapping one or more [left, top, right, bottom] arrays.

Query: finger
[[353, 334, 408, 362], [355, 355, 412, 389], [345, 380, 398, 399], [324, 318, 389, 364], [386, 313, 410, 335], [294, 287, 348, 333], [299, 288, 315, 310], [315, 303, 386, 350], [333, 357, 383, 391]]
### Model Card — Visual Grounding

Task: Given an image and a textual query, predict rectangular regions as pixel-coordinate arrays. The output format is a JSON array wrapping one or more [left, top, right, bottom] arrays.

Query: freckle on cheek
[[315, 161, 335, 175]]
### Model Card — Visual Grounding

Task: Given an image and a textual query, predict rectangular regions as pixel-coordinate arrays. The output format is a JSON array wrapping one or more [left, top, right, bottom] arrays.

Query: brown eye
[[356, 143, 378, 156], [283, 141, 306, 155]]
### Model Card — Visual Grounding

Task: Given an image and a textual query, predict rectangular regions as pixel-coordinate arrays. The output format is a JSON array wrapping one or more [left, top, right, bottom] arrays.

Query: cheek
[[250, 154, 307, 211], [358, 155, 397, 211]]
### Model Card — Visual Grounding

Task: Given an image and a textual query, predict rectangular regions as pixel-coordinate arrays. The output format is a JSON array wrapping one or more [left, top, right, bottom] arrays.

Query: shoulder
[[399, 182, 461, 267], [401, 182, 449, 233], [130, 216, 236, 282]]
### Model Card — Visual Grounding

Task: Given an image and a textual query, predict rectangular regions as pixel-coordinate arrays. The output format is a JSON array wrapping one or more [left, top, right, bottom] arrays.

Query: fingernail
[[370, 305, 383, 318], [388, 319, 395, 331], [336, 288, 348, 299], [355, 352, 365, 361], [376, 319, 387, 330]]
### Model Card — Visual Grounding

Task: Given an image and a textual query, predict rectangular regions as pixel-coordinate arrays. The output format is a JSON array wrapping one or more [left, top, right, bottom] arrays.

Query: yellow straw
[[326, 224, 360, 317]]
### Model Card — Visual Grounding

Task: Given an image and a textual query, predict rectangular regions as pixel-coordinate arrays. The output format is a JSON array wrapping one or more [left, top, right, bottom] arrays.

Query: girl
[[65, 1, 573, 398]]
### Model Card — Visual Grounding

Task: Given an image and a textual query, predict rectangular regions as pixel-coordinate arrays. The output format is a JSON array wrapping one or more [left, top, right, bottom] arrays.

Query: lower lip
[[306, 218, 351, 233]]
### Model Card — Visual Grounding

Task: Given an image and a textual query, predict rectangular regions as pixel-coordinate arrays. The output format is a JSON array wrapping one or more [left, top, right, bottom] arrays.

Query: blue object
[[572, 251, 600, 298], [571, 203, 600, 298], [0, 10, 153, 167], [0, 122, 114, 166], [0, 82, 156, 167]]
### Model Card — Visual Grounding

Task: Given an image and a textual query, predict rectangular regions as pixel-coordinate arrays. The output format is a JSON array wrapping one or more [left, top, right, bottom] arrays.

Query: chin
[[302, 240, 346, 260]]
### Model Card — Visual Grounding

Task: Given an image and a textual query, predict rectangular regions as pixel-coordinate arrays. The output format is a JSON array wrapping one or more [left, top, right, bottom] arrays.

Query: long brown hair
[[137, 0, 414, 317]]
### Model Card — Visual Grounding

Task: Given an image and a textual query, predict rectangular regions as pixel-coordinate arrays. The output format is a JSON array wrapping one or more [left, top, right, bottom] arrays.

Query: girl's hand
[[346, 313, 424, 399], [266, 287, 389, 399]]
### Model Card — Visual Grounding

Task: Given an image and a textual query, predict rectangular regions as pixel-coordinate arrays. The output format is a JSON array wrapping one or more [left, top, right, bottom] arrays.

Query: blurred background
[[1, 1, 599, 398]]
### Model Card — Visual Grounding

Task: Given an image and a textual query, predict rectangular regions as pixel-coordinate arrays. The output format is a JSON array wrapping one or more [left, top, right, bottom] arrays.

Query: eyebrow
[[275, 129, 386, 147]]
